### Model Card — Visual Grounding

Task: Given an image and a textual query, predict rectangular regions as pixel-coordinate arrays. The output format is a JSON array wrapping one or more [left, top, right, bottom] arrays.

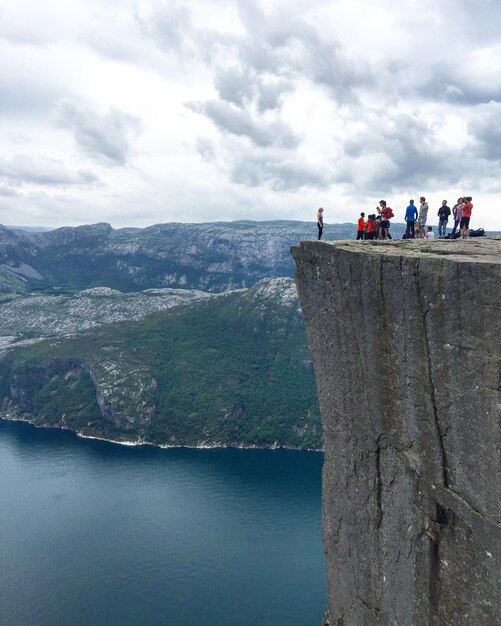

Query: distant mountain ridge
[[0, 220, 408, 294], [6, 226, 50, 233]]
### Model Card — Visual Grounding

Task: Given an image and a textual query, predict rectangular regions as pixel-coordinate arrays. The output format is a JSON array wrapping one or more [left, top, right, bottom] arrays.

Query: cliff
[[291, 239, 500, 625]]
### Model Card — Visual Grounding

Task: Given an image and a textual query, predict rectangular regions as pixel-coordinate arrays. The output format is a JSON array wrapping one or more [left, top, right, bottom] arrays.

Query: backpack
[[468, 228, 485, 237], [384, 207, 394, 219]]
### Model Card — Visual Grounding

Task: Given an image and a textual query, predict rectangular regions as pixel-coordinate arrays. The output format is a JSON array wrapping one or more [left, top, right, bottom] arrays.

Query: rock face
[[291, 239, 500, 625]]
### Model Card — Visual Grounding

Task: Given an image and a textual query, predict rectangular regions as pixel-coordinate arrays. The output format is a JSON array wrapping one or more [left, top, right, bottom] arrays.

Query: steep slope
[[0, 278, 321, 449], [292, 239, 500, 625], [0, 225, 40, 293], [0, 267, 28, 293]]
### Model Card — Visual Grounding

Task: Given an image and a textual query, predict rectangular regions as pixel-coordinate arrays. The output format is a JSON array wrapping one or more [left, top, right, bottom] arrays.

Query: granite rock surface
[[292, 239, 500, 625]]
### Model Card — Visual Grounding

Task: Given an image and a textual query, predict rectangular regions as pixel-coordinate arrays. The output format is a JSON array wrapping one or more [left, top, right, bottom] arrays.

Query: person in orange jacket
[[356, 213, 365, 240], [366, 214, 377, 240]]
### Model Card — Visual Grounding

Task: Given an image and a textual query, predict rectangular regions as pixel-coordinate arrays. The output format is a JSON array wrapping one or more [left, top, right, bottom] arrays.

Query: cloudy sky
[[1, 0, 500, 229]]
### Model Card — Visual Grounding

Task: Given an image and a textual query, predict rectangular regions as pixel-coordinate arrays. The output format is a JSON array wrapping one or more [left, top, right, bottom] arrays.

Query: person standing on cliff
[[317, 208, 324, 240], [437, 200, 451, 238], [404, 199, 418, 238], [451, 197, 464, 237], [460, 196, 473, 238], [356, 213, 365, 240], [418, 196, 429, 238], [366, 214, 377, 239], [377, 200, 393, 239]]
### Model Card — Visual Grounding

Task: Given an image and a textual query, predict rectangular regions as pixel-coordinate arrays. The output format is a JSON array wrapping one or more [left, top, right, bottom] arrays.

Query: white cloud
[[0, 0, 500, 229], [0, 154, 98, 185], [186, 99, 299, 148], [56, 100, 141, 165]]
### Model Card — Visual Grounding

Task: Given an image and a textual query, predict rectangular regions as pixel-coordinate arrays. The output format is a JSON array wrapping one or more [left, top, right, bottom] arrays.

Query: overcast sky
[[1, 0, 500, 229]]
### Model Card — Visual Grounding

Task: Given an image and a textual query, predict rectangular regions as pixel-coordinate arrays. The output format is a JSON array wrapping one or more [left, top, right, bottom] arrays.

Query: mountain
[[0, 220, 408, 294], [0, 286, 211, 347], [6, 226, 51, 233], [0, 225, 41, 293], [0, 278, 321, 450]]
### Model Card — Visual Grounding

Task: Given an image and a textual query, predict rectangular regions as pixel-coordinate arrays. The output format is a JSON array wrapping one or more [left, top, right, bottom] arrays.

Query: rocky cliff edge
[[291, 239, 500, 625]]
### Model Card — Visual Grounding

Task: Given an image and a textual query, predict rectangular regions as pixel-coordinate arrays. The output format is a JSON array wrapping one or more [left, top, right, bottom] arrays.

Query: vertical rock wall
[[291, 239, 500, 625]]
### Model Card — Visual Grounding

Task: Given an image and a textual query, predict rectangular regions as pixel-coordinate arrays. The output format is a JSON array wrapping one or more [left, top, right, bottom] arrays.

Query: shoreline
[[0, 414, 324, 454]]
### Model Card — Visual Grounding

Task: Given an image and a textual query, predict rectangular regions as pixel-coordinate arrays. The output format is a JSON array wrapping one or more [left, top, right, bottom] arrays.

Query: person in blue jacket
[[405, 200, 418, 238]]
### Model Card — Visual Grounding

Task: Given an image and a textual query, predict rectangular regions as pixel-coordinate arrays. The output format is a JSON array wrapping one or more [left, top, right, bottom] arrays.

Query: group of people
[[355, 200, 395, 240], [316, 196, 474, 241], [401, 196, 473, 240]]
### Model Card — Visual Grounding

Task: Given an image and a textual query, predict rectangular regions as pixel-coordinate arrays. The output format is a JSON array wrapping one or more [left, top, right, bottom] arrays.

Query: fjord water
[[0, 421, 325, 626]]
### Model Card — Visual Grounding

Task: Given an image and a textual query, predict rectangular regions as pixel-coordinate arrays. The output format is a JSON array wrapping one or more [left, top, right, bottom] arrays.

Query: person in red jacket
[[356, 213, 365, 240], [377, 200, 393, 239], [461, 196, 473, 238], [366, 214, 377, 240]]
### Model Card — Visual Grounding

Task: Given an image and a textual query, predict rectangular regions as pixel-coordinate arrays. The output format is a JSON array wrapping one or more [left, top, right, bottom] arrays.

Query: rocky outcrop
[[292, 239, 500, 625], [1, 357, 150, 437], [0, 225, 40, 292], [2, 358, 103, 426], [33, 222, 115, 248], [0, 286, 211, 340]]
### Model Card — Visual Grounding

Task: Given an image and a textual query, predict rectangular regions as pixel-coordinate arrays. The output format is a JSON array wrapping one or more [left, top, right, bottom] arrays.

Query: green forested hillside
[[0, 279, 322, 449]]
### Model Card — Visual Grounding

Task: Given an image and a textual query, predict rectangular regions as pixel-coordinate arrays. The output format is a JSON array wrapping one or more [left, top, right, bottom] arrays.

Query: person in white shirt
[[426, 226, 435, 240], [418, 196, 429, 238]]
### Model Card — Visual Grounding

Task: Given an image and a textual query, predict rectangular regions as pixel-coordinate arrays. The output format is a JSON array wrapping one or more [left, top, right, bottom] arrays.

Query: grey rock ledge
[[291, 239, 500, 625]]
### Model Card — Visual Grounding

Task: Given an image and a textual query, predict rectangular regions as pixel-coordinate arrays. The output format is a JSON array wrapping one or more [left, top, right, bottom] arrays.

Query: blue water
[[0, 420, 326, 626]]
